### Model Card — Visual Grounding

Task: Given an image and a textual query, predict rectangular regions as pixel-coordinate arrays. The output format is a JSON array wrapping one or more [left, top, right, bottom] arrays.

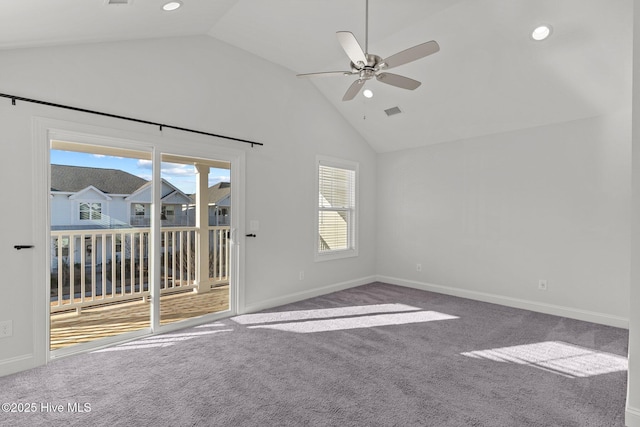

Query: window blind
[[318, 164, 355, 253]]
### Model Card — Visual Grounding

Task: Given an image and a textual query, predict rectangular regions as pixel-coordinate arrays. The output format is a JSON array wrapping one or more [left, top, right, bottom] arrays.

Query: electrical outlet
[[0, 320, 12, 338], [538, 280, 548, 291], [299, 271, 304, 280], [416, 264, 422, 272]]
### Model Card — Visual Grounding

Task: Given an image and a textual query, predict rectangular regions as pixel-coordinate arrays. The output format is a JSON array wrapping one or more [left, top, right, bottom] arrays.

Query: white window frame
[[314, 155, 359, 262], [78, 201, 103, 221]]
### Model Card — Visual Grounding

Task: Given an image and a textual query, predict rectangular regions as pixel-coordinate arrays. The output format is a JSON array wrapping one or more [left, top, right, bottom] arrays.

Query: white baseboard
[[0, 353, 38, 378], [241, 275, 376, 315], [627, 406, 640, 426], [377, 275, 629, 329]]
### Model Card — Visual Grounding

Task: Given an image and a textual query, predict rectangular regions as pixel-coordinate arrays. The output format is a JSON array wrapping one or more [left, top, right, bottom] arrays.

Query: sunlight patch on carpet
[[461, 341, 628, 378], [195, 322, 228, 328], [247, 310, 458, 333], [232, 303, 422, 325], [93, 329, 233, 352]]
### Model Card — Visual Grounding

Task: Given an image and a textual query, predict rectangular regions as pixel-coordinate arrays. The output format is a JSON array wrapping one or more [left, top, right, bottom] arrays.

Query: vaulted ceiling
[[0, 0, 632, 152]]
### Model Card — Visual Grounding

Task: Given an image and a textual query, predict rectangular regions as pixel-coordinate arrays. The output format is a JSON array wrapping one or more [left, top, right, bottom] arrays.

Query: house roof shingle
[[51, 164, 148, 194], [206, 182, 230, 204], [189, 182, 230, 205]]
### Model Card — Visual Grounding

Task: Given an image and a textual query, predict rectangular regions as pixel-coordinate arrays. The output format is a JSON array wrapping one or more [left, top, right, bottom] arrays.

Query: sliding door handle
[[14, 245, 34, 250]]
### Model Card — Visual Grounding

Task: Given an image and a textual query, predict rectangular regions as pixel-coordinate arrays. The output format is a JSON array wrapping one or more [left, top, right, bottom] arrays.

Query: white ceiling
[[0, 0, 632, 152]]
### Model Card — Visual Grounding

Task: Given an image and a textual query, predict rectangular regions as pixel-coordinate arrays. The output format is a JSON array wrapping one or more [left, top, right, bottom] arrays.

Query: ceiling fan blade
[[382, 40, 440, 70], [296, 71, 354, 78], [336, 31, 367, 67], [376, 73, 421, 90], [342, 79, 366, 101]]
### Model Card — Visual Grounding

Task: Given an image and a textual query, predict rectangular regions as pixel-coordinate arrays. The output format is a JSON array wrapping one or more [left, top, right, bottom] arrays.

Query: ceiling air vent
[[105, 0, 131, 5], [384, 106, 402, 117]]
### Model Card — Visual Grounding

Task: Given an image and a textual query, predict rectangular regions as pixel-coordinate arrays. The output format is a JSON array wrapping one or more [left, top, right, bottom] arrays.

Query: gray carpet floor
[[0, 282, 629, 426]]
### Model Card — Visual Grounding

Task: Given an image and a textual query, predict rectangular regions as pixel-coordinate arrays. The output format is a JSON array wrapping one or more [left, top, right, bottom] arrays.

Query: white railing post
[[195, 164, 211, 293]]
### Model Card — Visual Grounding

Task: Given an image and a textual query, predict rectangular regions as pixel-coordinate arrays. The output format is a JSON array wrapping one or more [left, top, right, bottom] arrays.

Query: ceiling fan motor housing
[[351, 54, 384, 79]]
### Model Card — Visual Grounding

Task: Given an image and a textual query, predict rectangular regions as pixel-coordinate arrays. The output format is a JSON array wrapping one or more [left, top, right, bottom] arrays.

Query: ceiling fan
[[296, 0, 440, 101]]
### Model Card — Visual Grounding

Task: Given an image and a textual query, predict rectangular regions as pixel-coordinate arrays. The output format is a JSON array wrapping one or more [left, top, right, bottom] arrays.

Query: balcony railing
[[50, 226, 230, 314], [129, 214, 230, 227]]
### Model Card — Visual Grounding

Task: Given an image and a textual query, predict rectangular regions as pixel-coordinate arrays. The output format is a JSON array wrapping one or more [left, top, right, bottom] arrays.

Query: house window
[[161, 205, 175, 220], [316, 156, 358, 261], [79, 202, 102, 220], [134, 203, 146, 216]]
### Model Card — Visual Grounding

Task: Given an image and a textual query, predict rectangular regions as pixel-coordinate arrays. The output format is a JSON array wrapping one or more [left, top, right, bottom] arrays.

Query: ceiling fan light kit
[[162, 1, 182, 12], [531, 24, 552, 41], [297, 0, 440, 101]]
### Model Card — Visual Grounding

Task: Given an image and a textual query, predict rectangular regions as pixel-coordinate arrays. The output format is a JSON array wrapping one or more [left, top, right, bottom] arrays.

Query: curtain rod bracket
[[11, 97, 16, 106]]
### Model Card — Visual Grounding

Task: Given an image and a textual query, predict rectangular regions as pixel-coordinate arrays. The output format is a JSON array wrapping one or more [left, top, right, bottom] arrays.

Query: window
[[316, 156, 358, 261], [134, 203, 146, 216], [161, 205, 174, 220], [79, 202, 102, 220]]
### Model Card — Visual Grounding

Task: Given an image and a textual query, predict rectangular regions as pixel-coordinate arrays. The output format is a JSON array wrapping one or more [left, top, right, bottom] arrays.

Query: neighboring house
[[50, 164, 192, 230], [50, 165, 231, 267], [187, 181, 231, 226], [50, 164, 195, 267], [205, 181, 231, 226]]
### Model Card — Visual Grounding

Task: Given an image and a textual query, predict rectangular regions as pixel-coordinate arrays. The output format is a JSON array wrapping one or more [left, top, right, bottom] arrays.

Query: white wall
[[626, 2, 640, 425], [377, 112, 631, 326], [0, 35, 377, 375], [0, 103, 40, 373]]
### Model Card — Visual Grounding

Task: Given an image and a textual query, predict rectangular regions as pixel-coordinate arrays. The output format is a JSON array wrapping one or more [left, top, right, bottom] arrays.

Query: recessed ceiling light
[[363, 89, 373, 98], [163, 1, 182, 11], [531, 24, 552, 41]]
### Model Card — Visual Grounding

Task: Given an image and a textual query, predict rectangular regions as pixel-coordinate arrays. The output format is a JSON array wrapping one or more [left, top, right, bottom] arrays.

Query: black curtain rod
[[0, 92, 263, 148]]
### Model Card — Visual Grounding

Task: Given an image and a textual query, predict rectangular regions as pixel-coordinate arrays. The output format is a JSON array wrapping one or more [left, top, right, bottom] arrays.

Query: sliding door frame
[[32, 117, 246, 363]]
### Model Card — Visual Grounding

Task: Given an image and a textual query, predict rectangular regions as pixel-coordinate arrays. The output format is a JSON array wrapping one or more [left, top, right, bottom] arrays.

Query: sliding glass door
[[49, 143, 234, 352], [49, 142, 153, 351], [158, 154, 232, 326]]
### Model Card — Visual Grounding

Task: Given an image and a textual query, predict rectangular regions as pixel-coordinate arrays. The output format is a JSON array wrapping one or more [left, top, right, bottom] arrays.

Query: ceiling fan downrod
[[364, 0, 369, 55]]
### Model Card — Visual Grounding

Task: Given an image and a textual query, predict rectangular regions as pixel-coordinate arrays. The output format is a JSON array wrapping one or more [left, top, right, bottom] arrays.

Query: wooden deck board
[[50, 285, 229, 350]]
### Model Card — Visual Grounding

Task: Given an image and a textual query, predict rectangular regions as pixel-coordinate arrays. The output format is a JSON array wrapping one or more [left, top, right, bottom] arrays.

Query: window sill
[[314, 248, 358, 262]]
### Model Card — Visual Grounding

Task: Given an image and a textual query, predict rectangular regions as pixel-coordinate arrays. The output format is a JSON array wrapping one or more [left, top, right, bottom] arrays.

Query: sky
[[51, 150, 230, 194]]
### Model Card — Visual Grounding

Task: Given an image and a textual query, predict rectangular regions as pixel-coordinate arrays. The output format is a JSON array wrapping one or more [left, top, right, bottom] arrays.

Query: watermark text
[[1, 402, 91, 414]]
